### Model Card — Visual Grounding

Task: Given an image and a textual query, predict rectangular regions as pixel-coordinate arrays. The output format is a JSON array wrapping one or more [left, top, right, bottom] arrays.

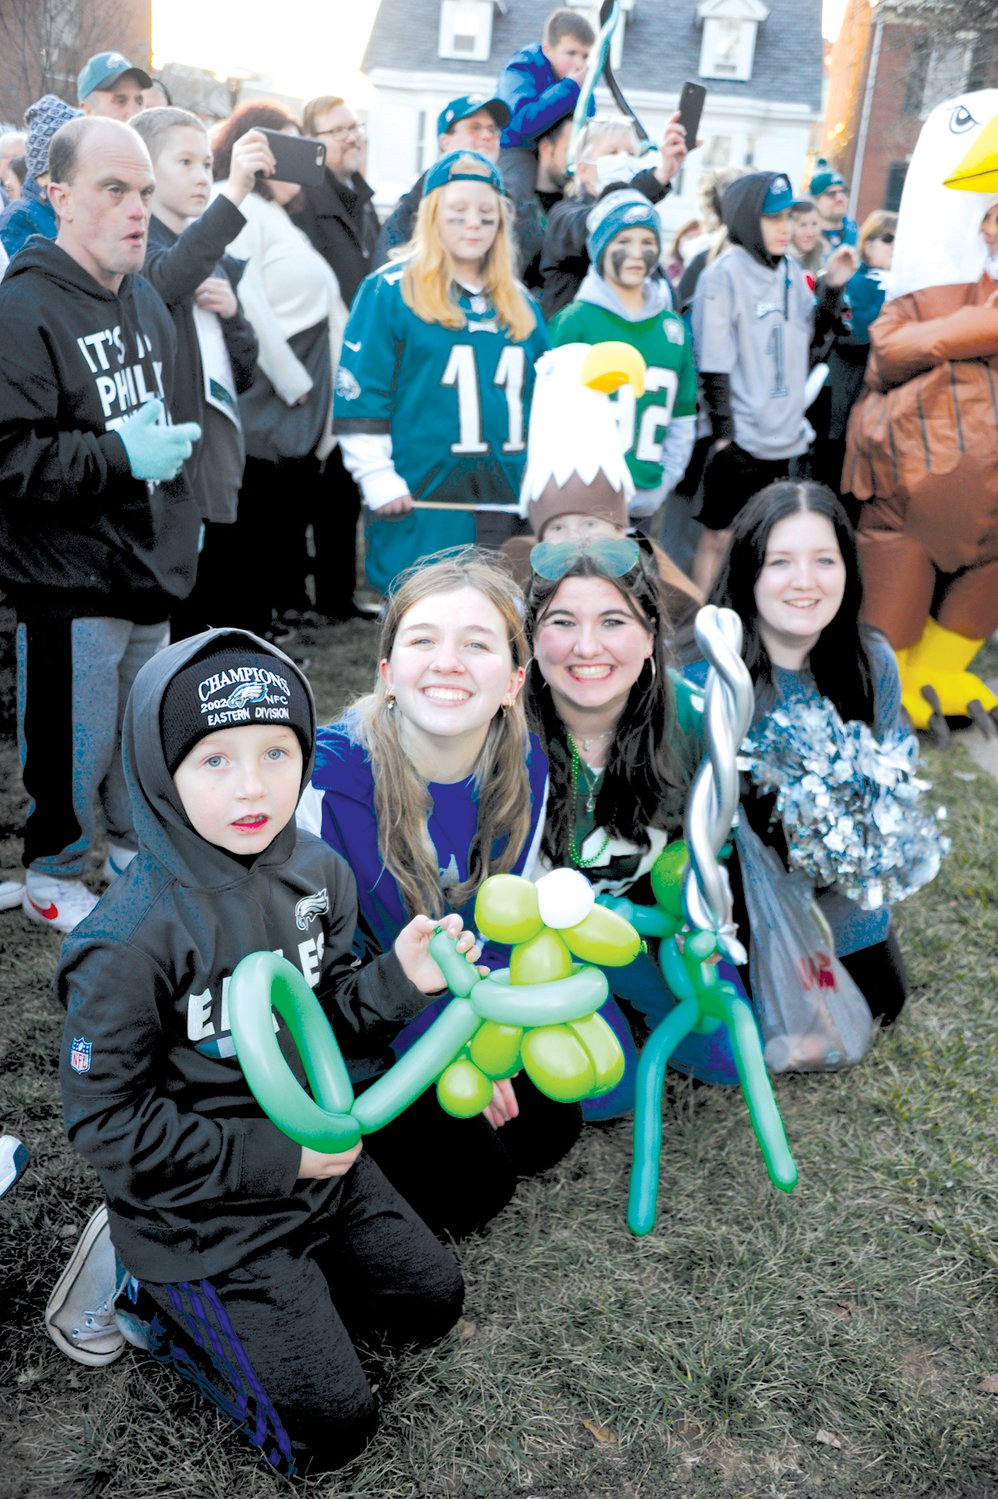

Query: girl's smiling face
[[380, 586, 524, 763], [532, 574, 654, 726], [753, 510, 846, 668]]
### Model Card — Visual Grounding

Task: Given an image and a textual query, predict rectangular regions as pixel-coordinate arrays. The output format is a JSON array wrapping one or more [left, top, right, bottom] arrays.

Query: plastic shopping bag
[[736, 818, 873, 1073]]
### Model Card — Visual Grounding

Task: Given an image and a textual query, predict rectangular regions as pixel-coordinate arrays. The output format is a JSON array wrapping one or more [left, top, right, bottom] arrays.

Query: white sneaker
[[101, 844, 137, 883], [45, 1205, 126, 1367], [0, 878, 23, 911], [22, 873, 100, 933]]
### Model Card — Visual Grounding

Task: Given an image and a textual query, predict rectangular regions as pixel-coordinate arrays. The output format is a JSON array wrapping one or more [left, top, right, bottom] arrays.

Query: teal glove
[[116, 399, 201, 482]]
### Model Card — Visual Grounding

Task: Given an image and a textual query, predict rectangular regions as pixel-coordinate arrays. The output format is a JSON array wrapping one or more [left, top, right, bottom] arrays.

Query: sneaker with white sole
[[45, 1205, 126, 1367], [22, 874, 100, 933], [101, 844, 137, 883], [0, 878, 24, 911]]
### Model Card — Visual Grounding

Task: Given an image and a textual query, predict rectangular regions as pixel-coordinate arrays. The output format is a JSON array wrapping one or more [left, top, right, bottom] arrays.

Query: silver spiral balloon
[[682, 605, 755, 965]]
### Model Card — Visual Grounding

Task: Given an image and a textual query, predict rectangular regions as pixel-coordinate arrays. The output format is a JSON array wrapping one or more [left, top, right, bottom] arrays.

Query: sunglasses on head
[[530, 535, 641, 582]]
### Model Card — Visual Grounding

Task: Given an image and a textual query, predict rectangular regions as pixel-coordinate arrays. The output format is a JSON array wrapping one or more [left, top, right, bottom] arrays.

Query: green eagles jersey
[[334, 263, 550, 507], [549, 300, 697, 491]]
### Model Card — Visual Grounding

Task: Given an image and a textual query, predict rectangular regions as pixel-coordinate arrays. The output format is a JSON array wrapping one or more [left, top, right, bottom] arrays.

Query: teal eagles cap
[[437, 94, 510, 137], [77, 51, 152, 101], [761, 173, 809, 214], [424, 149, 505, 197], [808, 164, 848, 197]]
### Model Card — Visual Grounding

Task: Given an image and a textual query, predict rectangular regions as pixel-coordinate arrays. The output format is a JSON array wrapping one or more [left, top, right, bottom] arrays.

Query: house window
[[438, 0, 493, 62], [904, 34, 977, 115], [884, 160, 908, 212], [696, 0, 770, 84]]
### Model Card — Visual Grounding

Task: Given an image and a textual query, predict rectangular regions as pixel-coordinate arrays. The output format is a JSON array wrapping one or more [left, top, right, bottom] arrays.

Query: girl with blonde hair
[[299, 548, 579, 1237], [335, 152, 550, 594]]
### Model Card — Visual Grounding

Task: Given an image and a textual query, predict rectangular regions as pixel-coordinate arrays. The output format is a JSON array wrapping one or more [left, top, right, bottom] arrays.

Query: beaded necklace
[[567, 734, 610, 868]]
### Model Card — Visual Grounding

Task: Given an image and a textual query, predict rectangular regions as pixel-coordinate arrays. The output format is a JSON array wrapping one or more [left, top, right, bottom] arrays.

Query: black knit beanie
[[161, 646, 312, 774]]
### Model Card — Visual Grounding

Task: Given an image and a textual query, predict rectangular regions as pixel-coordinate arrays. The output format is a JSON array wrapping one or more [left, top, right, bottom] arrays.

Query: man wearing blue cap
[[808, 162, 858, 260], [77, 51, 151, 121], [374, 95, 510, 266], [690, 170, 857, 589]]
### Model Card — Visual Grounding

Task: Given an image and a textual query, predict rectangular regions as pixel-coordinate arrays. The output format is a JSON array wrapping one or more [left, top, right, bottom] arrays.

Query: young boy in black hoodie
[[52, 628, 470, 1476]]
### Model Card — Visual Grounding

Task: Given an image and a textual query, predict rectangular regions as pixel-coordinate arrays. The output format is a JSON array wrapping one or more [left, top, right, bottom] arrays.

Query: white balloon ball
[[535, 868, 596, 930]]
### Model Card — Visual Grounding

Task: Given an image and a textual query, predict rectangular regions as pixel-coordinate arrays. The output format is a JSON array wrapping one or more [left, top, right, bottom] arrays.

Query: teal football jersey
[[335, 264, 551, 507], [549, 301, 697, 491]]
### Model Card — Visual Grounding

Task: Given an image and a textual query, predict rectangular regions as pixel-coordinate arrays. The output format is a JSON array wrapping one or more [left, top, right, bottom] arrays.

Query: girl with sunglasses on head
[[334, 151, 550, 596], [685, 480, 910, 1028], [524, 535, 741, 1100], [298, 549, 580, 1238]]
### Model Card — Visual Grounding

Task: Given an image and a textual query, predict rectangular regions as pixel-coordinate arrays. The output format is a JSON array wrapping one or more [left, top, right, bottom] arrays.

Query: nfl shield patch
[[70, 1037, 92, 1074]]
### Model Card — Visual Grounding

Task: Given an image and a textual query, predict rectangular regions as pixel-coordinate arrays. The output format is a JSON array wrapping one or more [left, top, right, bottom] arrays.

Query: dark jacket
[[498, 41, 590, 150], [0, 238, 199, 620], [295, 169, 380, 308], [58, 627, 431, 1283], [539, 168, 672, 320], [0, 175, 57, 258], [144, 198, 258, 521], [373, 170, 427, 267]]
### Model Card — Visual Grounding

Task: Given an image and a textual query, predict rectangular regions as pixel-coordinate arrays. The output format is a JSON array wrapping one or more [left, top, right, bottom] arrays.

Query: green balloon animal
[[228, 868, 642, 1153], [600, 839, 798, 1236]]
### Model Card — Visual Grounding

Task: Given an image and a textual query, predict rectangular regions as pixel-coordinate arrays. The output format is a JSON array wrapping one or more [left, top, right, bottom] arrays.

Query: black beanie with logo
[[161, 646, 313, 774]]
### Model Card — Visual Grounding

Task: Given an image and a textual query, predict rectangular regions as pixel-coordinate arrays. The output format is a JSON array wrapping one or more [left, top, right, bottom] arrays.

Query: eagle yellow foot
[[899, 621, 998, 744]]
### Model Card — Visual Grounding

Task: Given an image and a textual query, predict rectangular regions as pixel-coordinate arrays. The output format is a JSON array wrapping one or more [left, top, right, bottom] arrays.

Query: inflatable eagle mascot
[[843, 88, 998, 740]]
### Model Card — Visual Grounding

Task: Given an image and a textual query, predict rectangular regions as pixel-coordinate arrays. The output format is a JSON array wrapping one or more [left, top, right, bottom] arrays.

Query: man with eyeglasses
[[807, 163, 858, 263], [298, 96, 379, 309], [374, 95, 509, 267]]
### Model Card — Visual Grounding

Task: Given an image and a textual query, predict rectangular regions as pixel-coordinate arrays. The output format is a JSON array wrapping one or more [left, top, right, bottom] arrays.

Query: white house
[[360, 0, 825, 232]]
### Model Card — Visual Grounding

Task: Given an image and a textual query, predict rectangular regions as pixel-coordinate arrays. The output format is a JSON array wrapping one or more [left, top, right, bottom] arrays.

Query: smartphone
[[257, 128, 327, 188], [676, 82, 707, 148]]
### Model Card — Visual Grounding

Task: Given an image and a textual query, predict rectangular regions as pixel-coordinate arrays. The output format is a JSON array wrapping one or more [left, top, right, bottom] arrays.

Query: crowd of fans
[[0, 10, 986, 1481]]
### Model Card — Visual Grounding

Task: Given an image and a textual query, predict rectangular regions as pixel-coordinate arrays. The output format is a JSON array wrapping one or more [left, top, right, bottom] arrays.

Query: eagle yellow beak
[[944, 112, 998, 193], [581, 341, 647, 398]]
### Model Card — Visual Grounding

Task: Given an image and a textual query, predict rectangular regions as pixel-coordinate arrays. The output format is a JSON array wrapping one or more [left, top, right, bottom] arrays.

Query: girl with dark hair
[[688, 479, 910, 1026], [298, 549, 580, 1237], [209, 102, 348, 637], [524, 537, 734, 1095]]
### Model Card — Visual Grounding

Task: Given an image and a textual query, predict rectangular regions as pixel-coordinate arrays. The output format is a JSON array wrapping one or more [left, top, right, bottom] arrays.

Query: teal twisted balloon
[[602, 606, 798, 1235]]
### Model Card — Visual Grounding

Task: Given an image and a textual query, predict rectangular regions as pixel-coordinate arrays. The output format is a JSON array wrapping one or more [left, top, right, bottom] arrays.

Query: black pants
[[140, 1155, 462, 1477], [840, 929, 909, 1027], [362, 1074, 582, 1241], [699, 442, 798, 532]]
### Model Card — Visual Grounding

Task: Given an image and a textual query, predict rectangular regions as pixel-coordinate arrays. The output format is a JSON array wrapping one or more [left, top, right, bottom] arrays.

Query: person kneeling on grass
[[50, 627, 473, 1477]]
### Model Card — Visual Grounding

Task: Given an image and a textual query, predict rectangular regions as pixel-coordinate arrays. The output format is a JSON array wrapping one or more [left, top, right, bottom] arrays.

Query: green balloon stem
[[428, 929, 479, 998], [352, 998, 480, 1130]]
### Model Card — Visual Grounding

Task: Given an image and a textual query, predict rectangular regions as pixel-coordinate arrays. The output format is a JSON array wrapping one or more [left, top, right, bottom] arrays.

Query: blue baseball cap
[[77, 51, 152, 102], [424, 149, 505, 198], [437, 94, 510, 138], [808, 165, 848, 197], [761, 173, 808, 214], [586, 189, 662, 271]]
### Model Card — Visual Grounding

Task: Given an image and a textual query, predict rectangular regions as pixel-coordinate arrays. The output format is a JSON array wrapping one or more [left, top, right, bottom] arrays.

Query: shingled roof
[[362, 0, 824, 112]]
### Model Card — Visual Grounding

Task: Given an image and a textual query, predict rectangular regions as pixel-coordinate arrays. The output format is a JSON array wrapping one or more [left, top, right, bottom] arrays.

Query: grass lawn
[[1, 615, 996, 1499]]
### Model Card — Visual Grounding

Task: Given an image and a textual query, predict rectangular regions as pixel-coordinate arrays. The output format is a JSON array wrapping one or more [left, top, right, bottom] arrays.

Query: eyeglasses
[[530, 536, 640, 582], [316, 123, 365, 141]]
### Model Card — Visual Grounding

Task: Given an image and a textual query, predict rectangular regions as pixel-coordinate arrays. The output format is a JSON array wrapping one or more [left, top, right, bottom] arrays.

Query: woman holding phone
[[210, 101, 348, 637]]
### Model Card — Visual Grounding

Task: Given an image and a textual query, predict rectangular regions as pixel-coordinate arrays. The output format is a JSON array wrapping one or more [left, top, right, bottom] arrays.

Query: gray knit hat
[[25, 94, 82, 180], [586, 189, 662, 273]]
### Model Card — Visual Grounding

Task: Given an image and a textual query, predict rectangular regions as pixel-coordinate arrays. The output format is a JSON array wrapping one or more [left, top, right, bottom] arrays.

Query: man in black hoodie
[[0, 116, 201, 932]]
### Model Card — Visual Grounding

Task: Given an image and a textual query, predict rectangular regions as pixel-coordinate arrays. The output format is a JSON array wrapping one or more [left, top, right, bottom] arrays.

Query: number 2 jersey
[[548, 270, 697, 497], [333, 261, 550, 509]]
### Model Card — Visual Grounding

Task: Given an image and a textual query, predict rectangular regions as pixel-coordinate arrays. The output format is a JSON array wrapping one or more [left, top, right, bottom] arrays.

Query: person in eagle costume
[[843, 88, 998, 740]]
